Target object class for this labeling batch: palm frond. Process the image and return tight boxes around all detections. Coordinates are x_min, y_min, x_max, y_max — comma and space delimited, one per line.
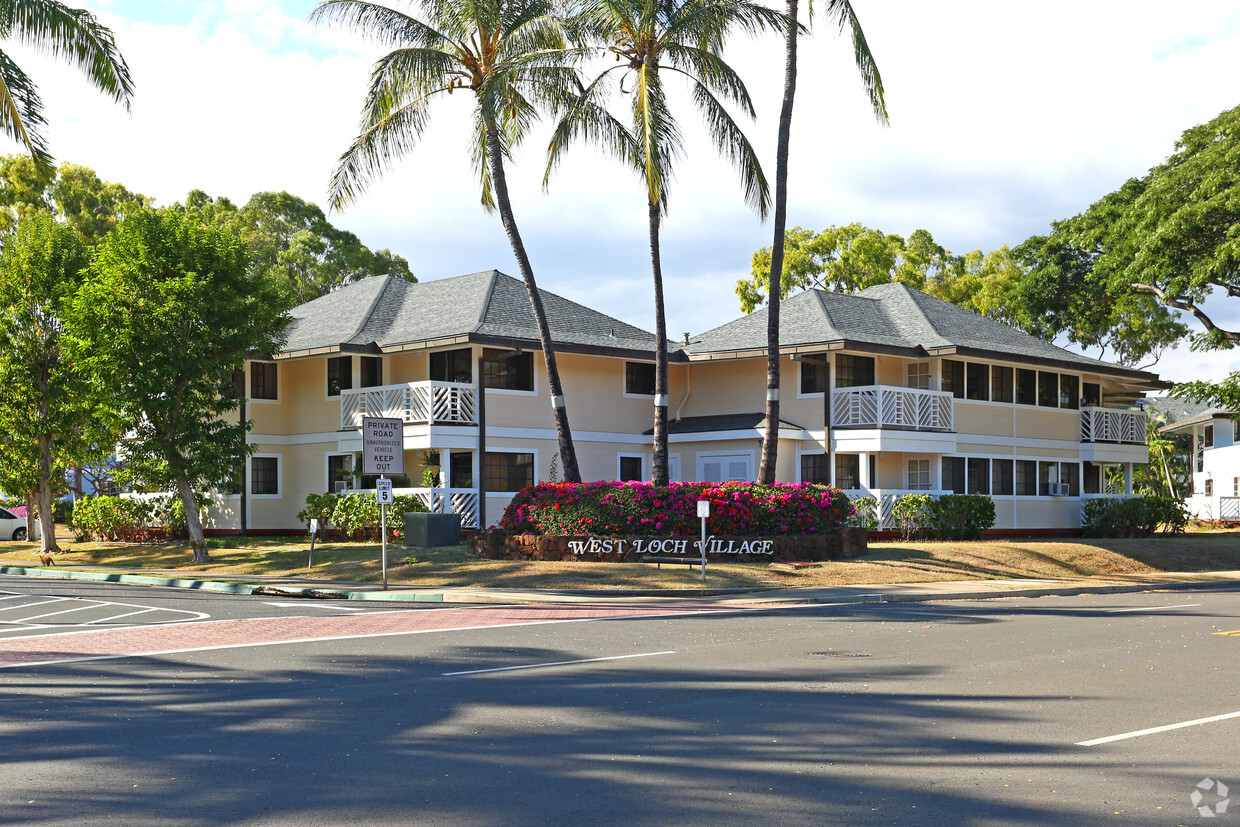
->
309, 0, 448, 49
632, 65, 682, 208
819, 0, 887, 124
690, 78, 769, 217
664, 42, 753, 116
0, 50, 51, 175
544, 70, 642, 188
3, 0, 134, 108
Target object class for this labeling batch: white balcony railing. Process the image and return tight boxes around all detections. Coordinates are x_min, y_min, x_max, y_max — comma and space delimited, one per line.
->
340, 381, 478, 429
1080, 407, 1145, 444
354, 486, 480, 529
845, 488, 949, 530
832, 385, 953, 432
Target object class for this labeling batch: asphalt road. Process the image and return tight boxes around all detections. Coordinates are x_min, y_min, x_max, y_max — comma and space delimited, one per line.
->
1, 577, 1237, 826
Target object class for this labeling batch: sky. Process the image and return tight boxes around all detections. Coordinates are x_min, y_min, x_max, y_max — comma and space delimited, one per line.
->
19, 0, 1240, 385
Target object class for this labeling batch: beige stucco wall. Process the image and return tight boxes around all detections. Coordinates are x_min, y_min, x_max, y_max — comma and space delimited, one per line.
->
1014, 498, 1082, 530
1015, 407, 1080, 442
953, 403, 1015, 438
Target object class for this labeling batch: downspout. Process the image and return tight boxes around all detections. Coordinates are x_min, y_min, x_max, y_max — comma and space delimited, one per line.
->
476, 349, 487, 530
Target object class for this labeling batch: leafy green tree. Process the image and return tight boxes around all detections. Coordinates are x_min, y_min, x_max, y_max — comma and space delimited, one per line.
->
311, 0, 585, 484
757, 0, 885, 484
67, 209, 290, 562
0, 155, 149, 242
179, 189, 414, 306
0, 211, 93, 552
0, 0, 135, 175
547, 0, 786, 485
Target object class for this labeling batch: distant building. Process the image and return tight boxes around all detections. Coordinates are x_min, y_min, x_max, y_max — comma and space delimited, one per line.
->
1160, 402, 1240, 522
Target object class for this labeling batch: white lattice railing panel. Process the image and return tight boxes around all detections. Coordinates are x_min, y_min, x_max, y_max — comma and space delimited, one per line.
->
832, 386, 953, 432
1220, 498, 1240, 521
1080, 408, 1145, 445
341, 381, 478, 428
404, 487, 479, 529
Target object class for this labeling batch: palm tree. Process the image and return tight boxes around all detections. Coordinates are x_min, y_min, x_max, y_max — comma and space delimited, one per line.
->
0, 0, 134, 176
546, 0, 786, 485
757, 0, 885, 484
310, 0, 585, 483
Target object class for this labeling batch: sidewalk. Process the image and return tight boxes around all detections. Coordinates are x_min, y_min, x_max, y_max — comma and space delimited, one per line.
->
2, 561, 1238, 606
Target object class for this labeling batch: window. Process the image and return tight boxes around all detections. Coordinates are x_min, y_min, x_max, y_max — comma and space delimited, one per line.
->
484, 452, 534, 492
1061, 462, 1080, 497
1015, 460, 1037, 496
991, 366, 1014, 403
835, 454, 860, 490
360, 356, 383, 388
1204, 478, 1213, 497
966, 362, 989, 401
328, 454, 353, 494
1084, 463, 1101, 495
430, 348, 473, 383
250, 362, 277, 400
1204, 424, 1214, 448
700, 454, 752, 483
1037, 371, 1058, 407
907, 362, 930, 390
1059, 374, 1080, 410
1083, 382, 1101, 407
327, 356, 352, 396
625, 362, 656, 396
1234, 419, 1239, 443
907, 459, 931, 490
251, 456, 279, 496
942, 360, 965, 399
1038, 461, 1059, 496
482, 348, 534, 392
801, 453, 828, 484
835, 354, 874, 388
1016, 369, 1037, 406
800, 358, 827, 394
967, 457, 990, 495
449, 452, 473, 488
1233, 477, 1239, 497
992, 459, 1014, 495
1196, 431, 1205, 472
618, 455, 644, 482
941, 457, 965, 495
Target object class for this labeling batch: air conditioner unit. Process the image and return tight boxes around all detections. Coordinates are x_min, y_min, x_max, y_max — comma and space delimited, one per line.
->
334, 481, 351, 494
1050, 483, 1070, 497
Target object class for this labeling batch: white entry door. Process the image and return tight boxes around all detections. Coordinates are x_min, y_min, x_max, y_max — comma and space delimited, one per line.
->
698, 453, 752, 482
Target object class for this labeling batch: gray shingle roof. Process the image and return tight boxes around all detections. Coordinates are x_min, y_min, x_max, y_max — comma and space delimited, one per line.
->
642, 413, 804, 435
281, 271, 660, 356
687, 283, 1162, 383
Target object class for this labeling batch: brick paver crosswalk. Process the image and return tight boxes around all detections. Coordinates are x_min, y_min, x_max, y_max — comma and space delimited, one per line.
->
0, 603, 748, 668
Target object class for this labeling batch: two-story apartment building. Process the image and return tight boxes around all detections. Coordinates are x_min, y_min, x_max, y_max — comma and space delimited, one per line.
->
205, 270, 1163, 534
1160, 403, 1240, 522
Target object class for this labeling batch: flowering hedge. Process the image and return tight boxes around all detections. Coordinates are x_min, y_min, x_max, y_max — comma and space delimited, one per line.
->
499, 481, 852, 537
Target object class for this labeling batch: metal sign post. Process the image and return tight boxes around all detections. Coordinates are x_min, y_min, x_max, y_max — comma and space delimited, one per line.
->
307, 518, 319, 572
362, 417, 403, 591
697, 500, 710, 581
376, 477, 393, 590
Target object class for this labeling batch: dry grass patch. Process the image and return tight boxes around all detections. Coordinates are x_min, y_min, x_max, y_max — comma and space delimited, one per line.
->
0, 529, 1237, 590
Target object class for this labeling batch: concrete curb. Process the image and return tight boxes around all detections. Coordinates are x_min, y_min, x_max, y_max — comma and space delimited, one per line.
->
1, 564, 1237, 607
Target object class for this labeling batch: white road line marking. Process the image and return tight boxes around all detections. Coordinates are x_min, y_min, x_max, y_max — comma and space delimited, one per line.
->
443, 650, 677, 676
1077, 710, 1240, 746
0, 598, 69, 612
19, 603, 110, 622
263, 602, 367, 610
1105, 603, 1201, 613
81, 608, 159, 625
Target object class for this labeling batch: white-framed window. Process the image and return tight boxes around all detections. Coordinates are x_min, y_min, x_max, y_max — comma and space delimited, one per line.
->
482, 348, 537, 396
622, 362, 655, 398
1233, 476, 1239, 497
617, 453, 646, 481
907, 362, 930, 390
799, 450, 827, 484
327, 452, 355, 495
798, 357, 827, 397
1204, 478, 1214, 497
668, 454, 681, 482
696, 451, 753, 483
248, 361, 279, 402
249, 453, 282, 499
907, 459, 931, 490
484, 448, 537, 494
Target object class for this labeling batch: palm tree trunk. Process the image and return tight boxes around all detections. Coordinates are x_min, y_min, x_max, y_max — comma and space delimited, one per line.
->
759, 0, 800, 486
649, 198, 670, 487
36, 435, 59, 554
175, 471, 211, 563
482, 122, 582, 484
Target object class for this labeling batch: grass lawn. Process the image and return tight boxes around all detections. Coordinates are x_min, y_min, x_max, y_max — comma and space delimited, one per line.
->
1, 527, 1238, 591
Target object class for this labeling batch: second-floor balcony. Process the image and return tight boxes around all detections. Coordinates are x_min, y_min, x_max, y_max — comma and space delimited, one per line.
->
341, 381, 479, 430
832, 385, 953, 432
1080, 407, 1145, 444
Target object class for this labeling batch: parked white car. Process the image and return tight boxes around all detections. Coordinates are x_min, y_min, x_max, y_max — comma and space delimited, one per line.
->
0, 508, 39, 542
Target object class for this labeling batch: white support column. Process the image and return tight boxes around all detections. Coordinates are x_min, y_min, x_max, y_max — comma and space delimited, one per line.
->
1123, 462, 1134, 496
440, 448, 452, 512
859, 452, 871, 490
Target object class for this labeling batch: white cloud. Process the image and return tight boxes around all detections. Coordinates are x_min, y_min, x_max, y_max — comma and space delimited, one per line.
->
18, 0, 1240, 386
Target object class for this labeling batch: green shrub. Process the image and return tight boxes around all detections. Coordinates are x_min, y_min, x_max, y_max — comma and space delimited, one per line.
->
298, 493, 339, 533
330, 492, 428, 542
890, 493, 933, 540
927, 494, 996, 541
1083, 496, 1187, 537
848, 496, 877, 530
